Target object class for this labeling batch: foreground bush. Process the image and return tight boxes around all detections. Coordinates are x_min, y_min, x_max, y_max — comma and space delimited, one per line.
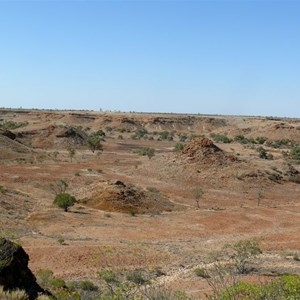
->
215, 275, 300, 300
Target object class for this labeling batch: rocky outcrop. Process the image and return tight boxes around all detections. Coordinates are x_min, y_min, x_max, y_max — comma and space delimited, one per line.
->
0, 238, 45, 299
0, 129, 16, 140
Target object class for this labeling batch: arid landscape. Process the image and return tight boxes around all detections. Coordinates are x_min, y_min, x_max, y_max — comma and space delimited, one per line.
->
1, 109, 300, 299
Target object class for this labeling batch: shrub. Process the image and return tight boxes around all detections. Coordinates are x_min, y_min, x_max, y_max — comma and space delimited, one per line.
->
87, 135, 103, 153
49, 179, 68, 196
179, 133, 188, 142
0, 185, 6, 194
173, 143, 184, 152
224, 239, 262, 274
235, 135, 249, 144
53, 193, 76, 212
290, 145, 300, 160
126, 270, 147, 285
255, 136, 267, 144
50, 278, 65, 289
194, 267, 210, 278
256, 146, 273, 160
78, 280, 98, 291
210, 133, 232, 143
289, 175, 300, 184
67, 146, 76, 162
57, 237, 65, 245
192, 187, 204, 209
217, 274, 300, 300
137, 147, 155, 159
36, 269, 54, 286
0, 286, 28, 300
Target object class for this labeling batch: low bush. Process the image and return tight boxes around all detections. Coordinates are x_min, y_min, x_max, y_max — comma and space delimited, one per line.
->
173, 143, 184, 152
210, 133, 232, 143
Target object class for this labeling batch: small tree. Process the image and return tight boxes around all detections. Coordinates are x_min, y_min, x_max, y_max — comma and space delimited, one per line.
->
53, 193, 76, 212
224, 239, 262, 274
257, 190, 264, 206
67, 146, 76, 162
193, 187, 204, 209
49, 179, 68, 196
87, 135, 103, 153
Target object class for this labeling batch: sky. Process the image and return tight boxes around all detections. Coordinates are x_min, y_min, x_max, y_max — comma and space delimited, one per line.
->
0, 1, 300, 117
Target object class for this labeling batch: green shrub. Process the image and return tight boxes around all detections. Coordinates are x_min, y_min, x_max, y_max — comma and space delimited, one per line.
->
53, 193, 76, 212
290, 146, 300, 160
217, 275, 300, 300
210, 133, 232, 143
179, 133, 188, 142
256, 147, 273, 160
137, 147, 155, 159
224, 239, 262, 274
36, 269, 54, 286
57, 237, 65, 245
235, 135, 249, 144
87, 135, 103, 153
173, 143, 184, 152
194, 267, 210, 278
0, 185, 6, 194
289, 175, 300, 184
126, 270, 147, 285
50, 278, 65, 289
255, 136, 267, 144
78, 280, 99, 291
0, 120, 28, 130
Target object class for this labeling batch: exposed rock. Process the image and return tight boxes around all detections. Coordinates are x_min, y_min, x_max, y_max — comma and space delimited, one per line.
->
0, 238, 45, 299
0, 129, 16, 140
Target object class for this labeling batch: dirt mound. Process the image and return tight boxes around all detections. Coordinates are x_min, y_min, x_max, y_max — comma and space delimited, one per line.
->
180, 138, 237, 166
0, 238, 45, 299
0, 134, 33, 160
80, 181, 175, 214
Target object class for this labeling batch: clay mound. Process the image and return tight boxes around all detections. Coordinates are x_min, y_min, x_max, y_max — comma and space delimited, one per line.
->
80, 181, 175, 214
180, 138, 237, 165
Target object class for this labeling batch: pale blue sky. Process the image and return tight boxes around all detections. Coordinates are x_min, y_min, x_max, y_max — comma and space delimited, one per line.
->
0, 1, 299, 117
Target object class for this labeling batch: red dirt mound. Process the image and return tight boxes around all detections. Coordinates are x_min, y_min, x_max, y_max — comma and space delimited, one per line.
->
80, 181, 176, 214
180, 138, 237, 165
